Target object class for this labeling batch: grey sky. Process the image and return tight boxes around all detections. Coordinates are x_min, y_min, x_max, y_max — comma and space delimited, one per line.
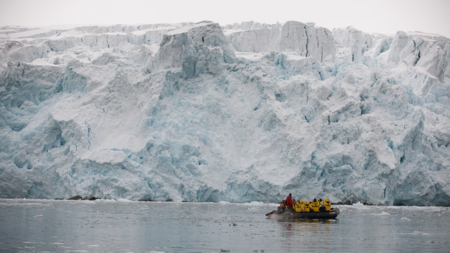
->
0, 0, 449, 38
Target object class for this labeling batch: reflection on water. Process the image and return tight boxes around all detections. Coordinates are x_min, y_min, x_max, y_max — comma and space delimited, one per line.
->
277, 218, 336, 252
0, 199, 449, 252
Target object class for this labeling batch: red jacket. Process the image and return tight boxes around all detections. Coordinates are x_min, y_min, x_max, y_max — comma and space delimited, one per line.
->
285, 195, 293, 208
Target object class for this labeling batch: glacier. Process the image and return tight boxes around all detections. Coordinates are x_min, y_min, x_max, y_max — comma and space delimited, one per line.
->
0, 20, 449, 206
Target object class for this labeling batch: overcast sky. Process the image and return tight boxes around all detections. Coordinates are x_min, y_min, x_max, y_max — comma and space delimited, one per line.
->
0, 0, 449, 37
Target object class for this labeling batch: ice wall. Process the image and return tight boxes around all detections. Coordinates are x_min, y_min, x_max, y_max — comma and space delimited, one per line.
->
226, 21, 335, 64
0, 21, 449, 206
151, 21, 235, 78
333, 26, 373, 63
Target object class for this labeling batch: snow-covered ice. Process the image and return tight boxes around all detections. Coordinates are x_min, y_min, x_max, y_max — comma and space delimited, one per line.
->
0, 21, 449, 205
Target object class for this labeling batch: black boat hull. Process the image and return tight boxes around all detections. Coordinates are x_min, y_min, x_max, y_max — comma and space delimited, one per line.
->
266, 207, 340, 220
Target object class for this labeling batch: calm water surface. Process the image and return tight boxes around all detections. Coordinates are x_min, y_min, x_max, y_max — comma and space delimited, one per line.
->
0, 199, 449, 252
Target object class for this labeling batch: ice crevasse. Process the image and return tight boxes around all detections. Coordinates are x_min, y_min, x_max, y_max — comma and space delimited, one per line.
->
0, 20, 449, 206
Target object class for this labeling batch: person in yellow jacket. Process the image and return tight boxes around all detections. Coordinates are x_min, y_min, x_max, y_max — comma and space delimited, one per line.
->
302, 200, 310, 212
307, 201, 312, 211
310, 199, 320, 212
319, 199, 326, 212
293, 200, 302, 212
298, 200, 303, 211
324, 198, 332, 211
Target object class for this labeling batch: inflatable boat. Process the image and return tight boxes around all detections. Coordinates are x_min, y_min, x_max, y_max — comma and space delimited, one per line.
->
266, 207, 340, 220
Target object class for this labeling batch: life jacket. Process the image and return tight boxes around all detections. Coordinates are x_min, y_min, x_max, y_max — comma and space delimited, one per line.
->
293, 201, 302, 212
299, 200, 306, 212
324, 198, 331, 211
302, 201, 310, 212
310, 201, 320, 212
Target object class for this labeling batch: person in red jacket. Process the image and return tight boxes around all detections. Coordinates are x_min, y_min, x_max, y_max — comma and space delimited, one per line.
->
285, 193, 293, 209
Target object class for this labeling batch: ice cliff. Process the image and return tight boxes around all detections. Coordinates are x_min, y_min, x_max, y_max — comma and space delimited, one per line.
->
225, 21, 335, 64
0, 21, 449, 206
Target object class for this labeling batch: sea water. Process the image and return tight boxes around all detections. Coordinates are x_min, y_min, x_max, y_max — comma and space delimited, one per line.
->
0, 199, 449, 252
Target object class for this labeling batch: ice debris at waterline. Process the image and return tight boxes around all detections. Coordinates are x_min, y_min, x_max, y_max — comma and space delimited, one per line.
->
0, 21, 449, 206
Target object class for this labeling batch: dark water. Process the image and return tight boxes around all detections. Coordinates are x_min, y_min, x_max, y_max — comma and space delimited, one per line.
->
0, 199, 449, 252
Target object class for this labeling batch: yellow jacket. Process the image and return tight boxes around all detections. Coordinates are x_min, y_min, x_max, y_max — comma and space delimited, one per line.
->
293, 201, 302, 212
324, 198, 331, 211
310, 201, 320, 212
300, 200, 309, 212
